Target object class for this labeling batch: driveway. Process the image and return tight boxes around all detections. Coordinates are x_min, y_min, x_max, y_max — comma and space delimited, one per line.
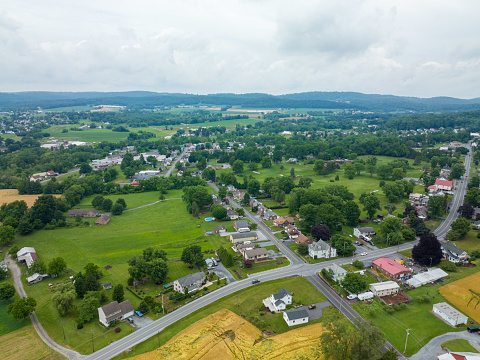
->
298, 300, 331, 321
130, 315, 154, 330
410, 331, 480, 360
209, 263, 236, 284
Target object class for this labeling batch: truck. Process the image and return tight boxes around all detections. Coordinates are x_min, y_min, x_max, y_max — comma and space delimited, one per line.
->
357, 291, 374, 301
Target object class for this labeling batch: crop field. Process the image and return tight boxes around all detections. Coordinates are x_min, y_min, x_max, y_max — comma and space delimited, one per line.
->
0, 189, 61, 207
0, 324, 65, 360
116, 277, 328, 359
172, 117, 262, 129
439, 272, 480, 323
132, 309, 326, 360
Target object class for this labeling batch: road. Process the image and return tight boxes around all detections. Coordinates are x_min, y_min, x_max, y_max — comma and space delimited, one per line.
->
72, 148, 476, 359
164, 148, 187, 177
4, 255, 83, 360
40, 168, 80, 183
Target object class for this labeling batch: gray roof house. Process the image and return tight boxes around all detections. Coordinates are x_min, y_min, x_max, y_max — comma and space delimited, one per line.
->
283, 308, 309, 326
441, 242, 469, 263
173, 272, 206, 293
98, 300, 134, 327
263, 288, 292, 312
234, 220, 250, 232
308, 240, 337, 259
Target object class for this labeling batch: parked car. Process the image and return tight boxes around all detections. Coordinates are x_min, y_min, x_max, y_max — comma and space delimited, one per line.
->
467, 326, 480, 333
252, 279, 260, 284
347, 294, 358, 300
135, 310, 144, 317
308, 304, 316, 310
360, 252, 368, 256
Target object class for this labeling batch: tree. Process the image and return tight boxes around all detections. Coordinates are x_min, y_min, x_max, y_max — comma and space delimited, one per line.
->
48, 257, 67, 277
410, 217, 430, 236
217, 247, 233, 267
341, 272, 368, 294
138, 301, 149, 314
261, 156, 272, 168
313, 160, 324, 174
148, 258, 169, 283
8, 297, 36, 319
311, 224, 331, 241
52, 283, 76, 316
366, 164, 376, 178
343, 200, 360, 226
111, 203, 124, 215
218, 186, 227, 200
0, 265, 8, 280
181, 246, 203, 267
115, 198, 127, 209
290, 167, 295, 178
412, 233, 443, 266
344, 164, 356, 179
0, 283, 15, 301
0, 225, 15, 246
247, 179, 261, 196
352, 260, 364, 270
450, 163, 465, 179
91, 195, 104, 209
391, 168, 405, 181
363, 194, 381, 219
84, 273, 101, 292
248, 162, 258, 171
102, 199, 113, 212
79, 163, 92, 175
242, 192, 251, 206
428, 195, 447, 218
332, 234, 356, 256
354, 162, 365, 175
450, 217, 471, 239
235, 208, 245, 216
458, 204, 474, 218
84, 263, 102, 279
376, 164, 393, 180
464, 187, 480, 207
17, 218, 33, 235
297, 243, 308, 256
378, 217, 403, 245
211, 206, 227, 220
318, 319, 384, 360
112, 284, 124, 303
380, 348, 399, 360
298, 177, 313, 188
78, 291, 100, 324
232, 160, 244, 174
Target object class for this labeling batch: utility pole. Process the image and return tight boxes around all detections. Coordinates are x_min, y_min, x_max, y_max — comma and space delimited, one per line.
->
91, 330, 94, 353
386, 233, 389, 247
404, 328, 411, 354
157, 331, 160, 348
430, 257, 433, 268
162, 293, 164, 315
60, 318, 65, 340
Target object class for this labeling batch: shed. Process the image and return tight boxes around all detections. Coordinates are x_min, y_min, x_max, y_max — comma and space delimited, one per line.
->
432, 302, 468, 327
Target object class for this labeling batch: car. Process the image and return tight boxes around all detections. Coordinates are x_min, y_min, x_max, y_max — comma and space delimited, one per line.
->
252, 279, 260, 284
360, 252, 368, 256
308, 304, 316, 310
467, 326, 480, 333
135, 310, 144, 317
347, 294, 358, 300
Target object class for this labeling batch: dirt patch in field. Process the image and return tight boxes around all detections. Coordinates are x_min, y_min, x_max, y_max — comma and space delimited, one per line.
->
132, 309, 324, 360
440, 271, 480, 323
0, 189, 61, 208
0, 324, 64, 360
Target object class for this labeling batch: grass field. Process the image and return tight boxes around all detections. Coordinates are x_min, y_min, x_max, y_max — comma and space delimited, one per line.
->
441, 339, 479, 353
440, 272, 480, 323
0, 277, 30, 336
115, 277, 328, 359
0, 324, 65, 360
171, 117, 263, 129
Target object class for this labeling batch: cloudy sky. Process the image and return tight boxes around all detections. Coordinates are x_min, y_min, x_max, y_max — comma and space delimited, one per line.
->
1, 0, 480, 98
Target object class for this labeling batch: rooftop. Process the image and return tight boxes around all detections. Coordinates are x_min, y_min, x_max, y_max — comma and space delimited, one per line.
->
433, 302, 467, 319
370, 281, 400, 291
372, 257, 411, 276
284, 308, 309, 321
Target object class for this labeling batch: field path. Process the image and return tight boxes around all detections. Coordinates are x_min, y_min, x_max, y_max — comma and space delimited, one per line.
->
4, 255, 84, 360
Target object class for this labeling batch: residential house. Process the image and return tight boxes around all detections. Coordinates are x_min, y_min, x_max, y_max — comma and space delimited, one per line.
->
263, 210, 278, 221
211, 225, 227, 234
46, 170, 58, 177
416, 205, 428, 219
285, 224, 299, 239
257, 204, 268, 215
243, 248, 269, 261
274, 216, 295, 227
369, 281, 400, 297
226, 209, 239, 220
308, 240, 337, 259
232, 190, 247, 201
26, 273, 49, 285
263, 288, 292, 312
98, 300, 134, 327
173, 272, 206, 293
372, 257, 411, 279
283, 308, 309, 326
438, 353, 480, 360
29, 175, 43, 182
433, 302, 468, 327
68, 208, 99, 218
249, 199, 260, 208
230, 232, 258, 244
17, 247, 38, 269
294, 233, 312, 245
102, 283, 113, 290
473, 207, 480, 220
234, 220, 250, 232
286, 157, 298, 163
409, 193, 423, 202
441, 242, 469, 263
435, 179, 453, 191
323, 264, 347, 281
96, 214, 110, 225
353, 227, 376, 238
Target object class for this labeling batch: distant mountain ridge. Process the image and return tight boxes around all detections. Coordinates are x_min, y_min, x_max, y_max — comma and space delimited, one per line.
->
1, 91, 480, 112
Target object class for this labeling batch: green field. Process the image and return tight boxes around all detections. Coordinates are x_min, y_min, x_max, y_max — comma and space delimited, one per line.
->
441, 339, 479, 353
44, 105, 98, 112
172, 117, 263, 128
115, 277, 328, 359
0, 277, 30, 336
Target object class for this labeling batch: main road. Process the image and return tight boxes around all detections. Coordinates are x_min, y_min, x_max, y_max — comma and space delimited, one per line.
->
83, 149, 472, 360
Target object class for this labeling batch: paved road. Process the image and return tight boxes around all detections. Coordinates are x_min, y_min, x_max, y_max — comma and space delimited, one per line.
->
164, 148, 187, 177
41, 168, 80, 183
4, 255, 83, 360
410, 331, 480, 360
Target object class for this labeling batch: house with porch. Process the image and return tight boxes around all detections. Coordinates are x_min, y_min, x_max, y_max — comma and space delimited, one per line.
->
263, 288, 292, 313
98, 300, 134, 327
308, 240, 336, 259
441, 242, 469, 263
173, 272, 206, 293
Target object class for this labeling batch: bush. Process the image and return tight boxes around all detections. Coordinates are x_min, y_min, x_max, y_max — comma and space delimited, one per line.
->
335, 175, 339, 181
352, 260, 364, 270
127, 278, 134, 286
330, 179, 335, 182
77, 323, 84, 329
440, 261, 457, 272
115, 327, 121, 333
384, 306, 394, 314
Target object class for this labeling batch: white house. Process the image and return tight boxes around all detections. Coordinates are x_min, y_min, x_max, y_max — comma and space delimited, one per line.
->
263, 288, 292, 313
173, 272, 206, 293
369, 281, 400, 297
26, 273, 49, 285
441, 242, 469, 263
234, 220, 250, 233
438, 352, 480, 360
308, 240, 337, 259
98, 300, 134, 327
283, 308, 309, 326
432, 302, 468, 327
324, 264, 347, 281
353, 227, 376, 238
17, 247, 38, 269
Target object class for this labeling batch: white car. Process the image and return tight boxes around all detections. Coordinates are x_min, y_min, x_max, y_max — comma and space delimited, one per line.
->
360, 252, 368, 256
347, 294, 358, 300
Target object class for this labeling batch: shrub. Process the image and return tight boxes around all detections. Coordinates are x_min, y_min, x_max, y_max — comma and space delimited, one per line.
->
127, 278, 134, 286
330, 179, 335, 182
77, 323, 84, 329
352, 260, 364, 270
115, 327, 121, 333
440, 261, 457, 272
384, 306, 394, 314
335, 175, 339, 181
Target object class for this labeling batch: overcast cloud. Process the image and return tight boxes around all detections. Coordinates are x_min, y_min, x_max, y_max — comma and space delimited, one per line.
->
1, 0, 479, 98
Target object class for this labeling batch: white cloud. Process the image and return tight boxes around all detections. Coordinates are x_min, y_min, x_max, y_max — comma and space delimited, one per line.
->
1, 0, 480, 98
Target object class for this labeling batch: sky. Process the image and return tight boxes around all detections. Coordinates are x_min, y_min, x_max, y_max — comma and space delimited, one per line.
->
1, 0, 480, 98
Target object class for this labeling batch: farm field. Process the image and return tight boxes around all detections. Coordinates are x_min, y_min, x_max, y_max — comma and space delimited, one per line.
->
132, 309, 326, 360
0, 324, 65, 360
0, 189, 61, 207
115, 277, 328, 359
172, 117, 262, 129
440, 272, 480, 323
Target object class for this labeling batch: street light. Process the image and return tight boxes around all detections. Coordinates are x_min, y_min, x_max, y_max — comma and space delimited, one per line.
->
404, 328, 411, 354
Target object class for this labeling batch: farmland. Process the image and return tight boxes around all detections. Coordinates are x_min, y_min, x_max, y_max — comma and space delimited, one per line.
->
440, 272, 480, 323
132, 309, 326, 360
0, 189, 61, 208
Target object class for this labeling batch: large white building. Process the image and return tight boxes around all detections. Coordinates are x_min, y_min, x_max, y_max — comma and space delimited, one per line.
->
308, 240, 336, 259
432, 302, 468, 327
369, 281, 400, 297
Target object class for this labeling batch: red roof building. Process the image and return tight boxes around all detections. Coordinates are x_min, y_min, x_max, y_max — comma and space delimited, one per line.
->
372, 257, 411, 279
435, 179, 453, 191
132, 180, 139, 187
